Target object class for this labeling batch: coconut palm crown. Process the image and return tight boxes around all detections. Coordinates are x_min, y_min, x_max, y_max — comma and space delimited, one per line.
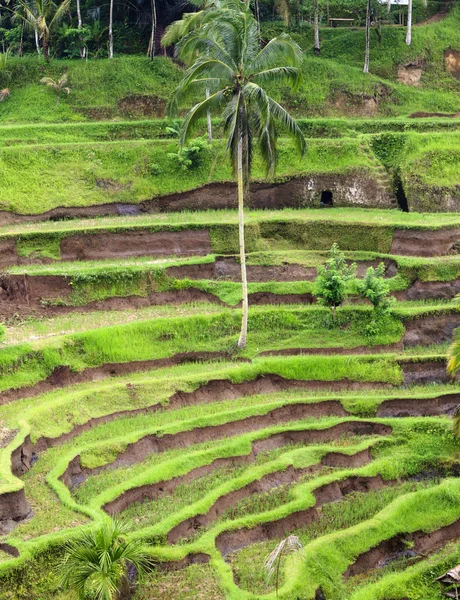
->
59, 519, 150, 600
170, 4, 305, 347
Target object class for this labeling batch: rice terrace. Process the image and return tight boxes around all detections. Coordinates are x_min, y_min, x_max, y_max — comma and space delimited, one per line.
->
0, 0, 460, 598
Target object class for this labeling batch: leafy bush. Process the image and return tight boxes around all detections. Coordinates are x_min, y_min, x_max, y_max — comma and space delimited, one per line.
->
314, 243, 356, 318
168, 137, 211, 171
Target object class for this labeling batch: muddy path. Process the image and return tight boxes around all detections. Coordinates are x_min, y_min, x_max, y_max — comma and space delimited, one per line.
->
215, 474, 391, 555
60, 421, 392, 492
103, 447, 373, 522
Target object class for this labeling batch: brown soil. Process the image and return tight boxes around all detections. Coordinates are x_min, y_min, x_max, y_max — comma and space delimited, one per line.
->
409, 111, 460, 118
0, 542, 19, 557
397, 62, 424, 87
0, 240, 19, 267
395, 280, 460, 301
0, 489, 30, 522
0, 174, 395, 226
445, 49, 460, 80
61, 421, 391, 491
401, 360, 452, 385
259, 343, 404, 357
168, 258, 396, 282
377, 392, 460, 417
345, 517, 460, 578
390, 228, 460, 257
60, 230, 212, 261
118, 95, 166, 118
216, 474, 390, 555
0, 286, 226, 320
402, 313, 460, 347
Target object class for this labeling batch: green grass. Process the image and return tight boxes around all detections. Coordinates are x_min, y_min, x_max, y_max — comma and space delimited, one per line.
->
0, 136, 377, 214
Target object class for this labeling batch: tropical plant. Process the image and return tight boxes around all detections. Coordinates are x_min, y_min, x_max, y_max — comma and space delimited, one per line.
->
170, 2, 305, 348
12, 0, 71, 61
315, 243, 356, 319
59, 519, 150, 600
357, 263, 394, 313
447, 328, 460, 378
40, 73, 70, 103
0, 88, 11, 101
265, 535, 303, 598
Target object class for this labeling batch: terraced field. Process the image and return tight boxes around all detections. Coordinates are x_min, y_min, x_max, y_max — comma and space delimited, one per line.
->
0, 196, 458, 600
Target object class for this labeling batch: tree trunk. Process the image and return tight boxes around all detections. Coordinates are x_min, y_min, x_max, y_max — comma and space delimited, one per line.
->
206, 88, 212, 143
109, 0, 114, 58
76, 0, 86, 58
363, 0, 371, 73
42, 36, 49, 62
406, 0, 412, 45
253, 0, 260, 32
237, 136, 248, 349
147, 0, 157, 59
314, 0, 320, 55
35, 29, 40, 54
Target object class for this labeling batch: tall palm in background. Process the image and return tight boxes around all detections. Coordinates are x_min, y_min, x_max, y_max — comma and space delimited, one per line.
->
59, 520, 150, 600
12, 0, 70, 60
162, 0, 228, 141
170, 3, 305, 348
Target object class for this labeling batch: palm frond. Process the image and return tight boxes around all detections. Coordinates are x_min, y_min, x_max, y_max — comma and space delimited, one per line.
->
179, 88, 231, 145
268, 96, 306, 155
447, 328, 460, 376
251, 66, 301, 90
248, 33, 303, 74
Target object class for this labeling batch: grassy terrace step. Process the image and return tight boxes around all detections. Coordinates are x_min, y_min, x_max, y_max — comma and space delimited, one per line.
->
1, 118, 460, 146
1, 302, 459, 394
2, 251, 460, 314
2, 413, 459, 598
1, 209, 460, 269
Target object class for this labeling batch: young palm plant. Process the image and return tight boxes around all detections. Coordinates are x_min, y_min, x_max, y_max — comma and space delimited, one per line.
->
171, 4, 305, 348
59, 519, 150, 600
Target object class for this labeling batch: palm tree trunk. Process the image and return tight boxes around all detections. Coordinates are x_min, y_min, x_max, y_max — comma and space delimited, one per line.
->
43, 36, 50, 62
237, 137, 248, 349
363, 0, 371, 73
406, 0, 412, 45
314, 0, 320, 55
76, 0, 86, 58
109, 0, 114, 58
147, 0, 157, 59
206, 88, 212, 143
34, 29, 40, 54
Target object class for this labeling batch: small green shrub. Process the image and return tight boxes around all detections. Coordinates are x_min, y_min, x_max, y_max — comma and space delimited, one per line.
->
168, 137, 211, 171
314, 244, 356, 318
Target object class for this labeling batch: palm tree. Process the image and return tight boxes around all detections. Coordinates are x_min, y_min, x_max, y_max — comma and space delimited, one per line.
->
171, 4, 305, 348
162, 0, 233, 142
13, 0, 71, 61
109, 0, 114, 57
363, 0, 371, 73
59, 520, 150, 600
313, 0, 320, 55
406, 0, 427, 46
41, 73, 70, 103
